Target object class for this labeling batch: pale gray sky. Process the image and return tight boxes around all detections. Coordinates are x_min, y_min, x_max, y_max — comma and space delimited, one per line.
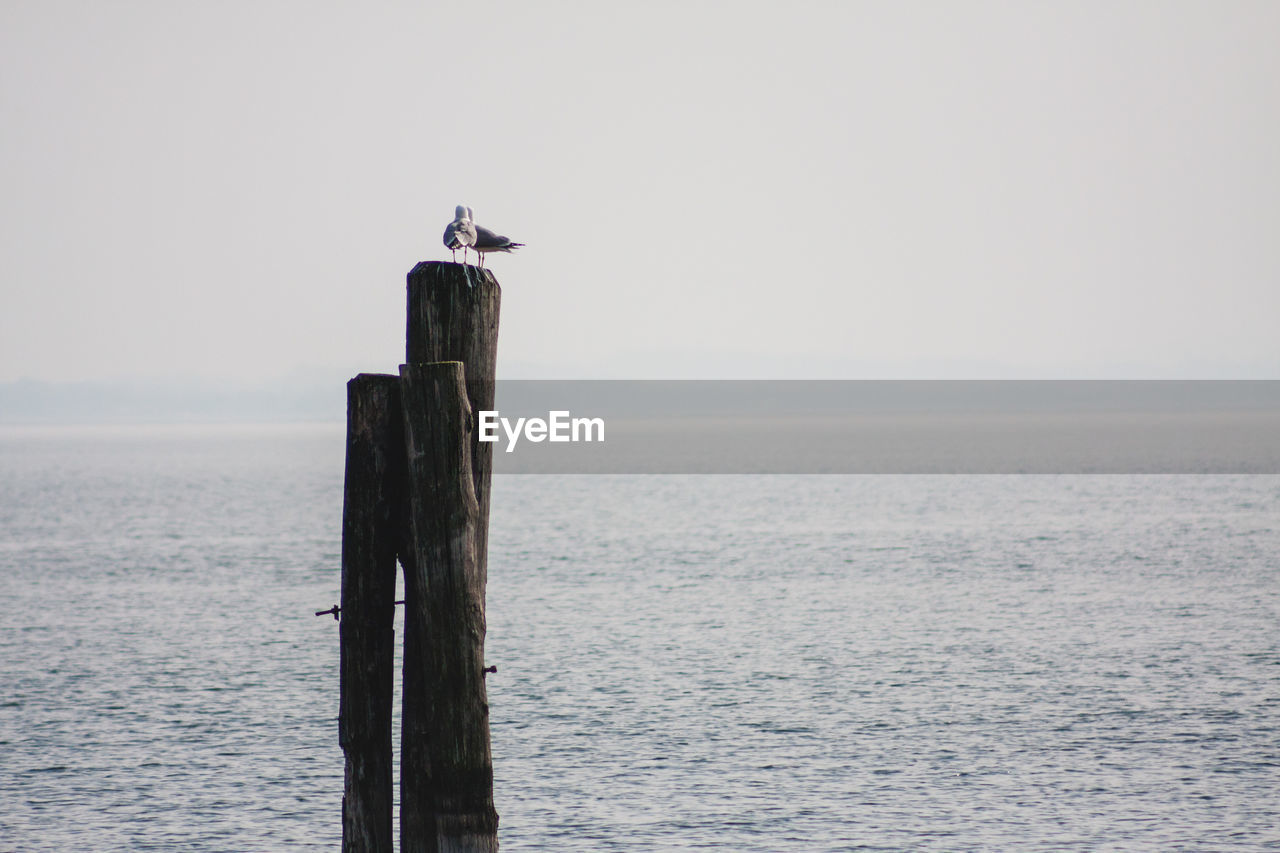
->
2, 1, 1277, 383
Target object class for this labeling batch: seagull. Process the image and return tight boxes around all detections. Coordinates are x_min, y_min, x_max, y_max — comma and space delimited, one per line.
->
466, 207, 524, 268
442, 205, 477, 264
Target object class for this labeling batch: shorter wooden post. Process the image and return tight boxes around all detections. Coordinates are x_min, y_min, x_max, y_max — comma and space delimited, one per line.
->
339, 374, 404, 853
399, 361, 499, 853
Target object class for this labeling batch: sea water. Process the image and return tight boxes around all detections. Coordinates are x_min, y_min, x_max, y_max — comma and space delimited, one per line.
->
1, 425, 1277, 850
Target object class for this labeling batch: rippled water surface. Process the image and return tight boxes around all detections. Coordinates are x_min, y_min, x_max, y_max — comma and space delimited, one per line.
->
2, 425, 1277, 850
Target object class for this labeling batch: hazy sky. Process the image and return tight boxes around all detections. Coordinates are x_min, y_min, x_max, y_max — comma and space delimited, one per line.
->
2, 1, 1277, 383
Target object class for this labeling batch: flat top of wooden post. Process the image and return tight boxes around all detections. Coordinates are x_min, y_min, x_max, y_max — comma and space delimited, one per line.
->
409, 261, 500, 286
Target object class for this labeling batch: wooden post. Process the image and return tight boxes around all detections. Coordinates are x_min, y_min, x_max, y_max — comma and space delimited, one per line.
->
339, 374, 404, 853
399, 361, 499, 853
401, 261, 502, 852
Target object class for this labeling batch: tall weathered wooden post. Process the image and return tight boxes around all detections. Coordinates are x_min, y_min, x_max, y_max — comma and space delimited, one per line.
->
400, 262, 501, 853
336, 261, 501, 853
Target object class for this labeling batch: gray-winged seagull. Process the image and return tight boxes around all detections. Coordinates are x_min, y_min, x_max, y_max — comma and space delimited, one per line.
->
466, 207, 524, 268
443, 205, 478, 264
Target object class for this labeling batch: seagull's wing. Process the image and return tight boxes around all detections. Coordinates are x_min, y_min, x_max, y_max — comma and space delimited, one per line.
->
444, 218, 477, 249
473, 224, 522, 252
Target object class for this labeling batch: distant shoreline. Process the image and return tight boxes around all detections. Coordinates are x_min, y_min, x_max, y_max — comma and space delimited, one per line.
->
0, 378, 345, 425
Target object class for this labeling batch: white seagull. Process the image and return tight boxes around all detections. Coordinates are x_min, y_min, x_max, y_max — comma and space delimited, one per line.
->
466, 207, 524, 268
442, 205, 478, 264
